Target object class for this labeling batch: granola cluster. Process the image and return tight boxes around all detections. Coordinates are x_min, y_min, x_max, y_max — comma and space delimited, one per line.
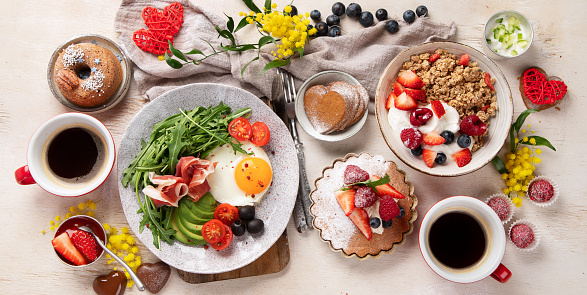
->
401, 49, 497, 151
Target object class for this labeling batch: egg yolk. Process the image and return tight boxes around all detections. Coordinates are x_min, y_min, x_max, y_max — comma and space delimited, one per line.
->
234, 157, 272, 195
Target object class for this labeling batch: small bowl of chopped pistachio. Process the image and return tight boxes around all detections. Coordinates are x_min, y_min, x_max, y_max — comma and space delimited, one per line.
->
483, 10, 533, 60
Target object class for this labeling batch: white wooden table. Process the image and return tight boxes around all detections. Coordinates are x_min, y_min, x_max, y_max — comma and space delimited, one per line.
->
2, 0, 586, 294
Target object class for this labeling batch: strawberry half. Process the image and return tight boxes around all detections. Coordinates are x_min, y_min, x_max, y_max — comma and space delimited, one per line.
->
453, 148, 472, 167
484, 72, 495, 91
397, 70, 424, 89
459, 54, 470, 66
385, 92, 396, 109
431, 100, 445, 118
394, 92, 417, 111
423, 131, 446, 145
392, 82, 405, 96
404, 88, 426, 103
336, 189, 356, 216
70, 229, 99, 262
422, 149, 437, 168
52, 232, 86, 266
371, 176, 406, 199
348, 207, 372, 240
429, 53, 440, 63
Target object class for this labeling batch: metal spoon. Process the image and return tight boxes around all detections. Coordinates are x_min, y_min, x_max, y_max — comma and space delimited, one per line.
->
78, 225, 145, 291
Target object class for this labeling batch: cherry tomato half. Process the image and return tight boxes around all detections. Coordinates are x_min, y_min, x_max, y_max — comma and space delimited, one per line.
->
228, 117, 252, 141
210, 224, 233, 251
202, 219, 225, 244
214, 203, 239, 226
251, 121, 270, 146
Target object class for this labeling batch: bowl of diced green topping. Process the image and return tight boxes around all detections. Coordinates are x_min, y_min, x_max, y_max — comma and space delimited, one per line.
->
483, 10, 533, 59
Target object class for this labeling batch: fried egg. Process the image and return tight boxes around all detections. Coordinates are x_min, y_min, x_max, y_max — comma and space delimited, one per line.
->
204, 141, 272, 206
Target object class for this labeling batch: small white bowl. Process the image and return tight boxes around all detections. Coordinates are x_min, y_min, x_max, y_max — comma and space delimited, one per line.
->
483, 10, 533, 60
295, 71, 368, 142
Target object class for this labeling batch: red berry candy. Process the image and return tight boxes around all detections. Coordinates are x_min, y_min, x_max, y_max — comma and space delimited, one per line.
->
344, 165, 370, 184
410, 108, 433, 126
460, 115, 487, 136
354, 186, 377, 208
510, 224, 534, 248
379, 195, 400, 221
400, 127, 423, 149
528, 180, 554, 202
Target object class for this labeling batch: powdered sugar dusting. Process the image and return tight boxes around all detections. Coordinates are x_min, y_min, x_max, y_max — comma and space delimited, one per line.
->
61, 44, 84, 67
81, 69, 104, 91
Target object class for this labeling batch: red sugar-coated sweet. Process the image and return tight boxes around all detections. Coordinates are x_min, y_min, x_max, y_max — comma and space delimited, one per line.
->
487, 198, 510, 221
528, 180, 554, 202
510, 224, 534, 248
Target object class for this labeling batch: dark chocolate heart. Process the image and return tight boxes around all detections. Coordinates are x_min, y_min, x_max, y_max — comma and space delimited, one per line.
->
136, 261, 171, 294
93, 270, 127, 295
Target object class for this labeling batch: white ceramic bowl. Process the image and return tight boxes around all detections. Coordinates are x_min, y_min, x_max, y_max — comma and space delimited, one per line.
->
375, 42, 513, 177
295, 71, 368, 142
483, 10, 533, 60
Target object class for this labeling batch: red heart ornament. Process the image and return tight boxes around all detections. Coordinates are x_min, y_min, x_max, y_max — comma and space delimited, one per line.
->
520, 67, 568, 110
93, 270, 127, 295
133, 2, 184, 55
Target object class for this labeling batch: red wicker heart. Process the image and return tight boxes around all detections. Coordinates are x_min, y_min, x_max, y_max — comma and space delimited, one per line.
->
522, 68, 567, 105
133, 2, 184, 55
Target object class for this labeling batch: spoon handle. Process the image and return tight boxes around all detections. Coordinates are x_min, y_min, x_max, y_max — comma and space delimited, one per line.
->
95, 237, 145, 291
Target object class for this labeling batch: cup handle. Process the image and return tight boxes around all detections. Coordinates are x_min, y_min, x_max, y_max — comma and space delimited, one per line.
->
490, 263, 512, 283
15, 165, 36, 185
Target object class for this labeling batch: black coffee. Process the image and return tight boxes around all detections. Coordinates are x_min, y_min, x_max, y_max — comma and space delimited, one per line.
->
47, 127, 98, 179
428, 211, 486, 269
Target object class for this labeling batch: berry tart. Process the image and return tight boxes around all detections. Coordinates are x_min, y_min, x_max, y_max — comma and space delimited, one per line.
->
310, 153, 417, 259
508, 219, 540, 251
527, 175, 559, 207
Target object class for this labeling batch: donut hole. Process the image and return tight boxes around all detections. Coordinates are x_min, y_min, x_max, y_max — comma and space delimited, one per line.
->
74, 64, 92, 80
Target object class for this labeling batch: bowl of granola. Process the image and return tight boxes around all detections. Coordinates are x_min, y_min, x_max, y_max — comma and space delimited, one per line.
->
375, 42, 513, 177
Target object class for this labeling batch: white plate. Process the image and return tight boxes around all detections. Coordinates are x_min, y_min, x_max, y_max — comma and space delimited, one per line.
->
117, 83, 299, 273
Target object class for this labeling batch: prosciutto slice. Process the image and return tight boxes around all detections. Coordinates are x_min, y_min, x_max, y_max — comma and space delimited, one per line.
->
175, 156, 216, 202
142, 172, 188, 207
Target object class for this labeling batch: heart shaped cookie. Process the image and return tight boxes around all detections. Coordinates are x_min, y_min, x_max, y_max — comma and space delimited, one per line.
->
133, 2, 184, 55
136, 261, 171, 294
520, 67, 568, 110
93, 270, 127, 295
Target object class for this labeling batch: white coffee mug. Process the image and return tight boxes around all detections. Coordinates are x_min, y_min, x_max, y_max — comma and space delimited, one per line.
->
419, 196, 512, 283
15, 113, 115, 197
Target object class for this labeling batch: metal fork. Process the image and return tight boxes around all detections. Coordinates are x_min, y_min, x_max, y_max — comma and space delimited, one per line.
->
278, 69, 314, 229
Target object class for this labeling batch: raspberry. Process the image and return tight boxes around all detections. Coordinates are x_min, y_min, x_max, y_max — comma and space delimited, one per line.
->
460, 115, 487, 136
343, 165, 369, 184
379, 195, 400, 221
400, 127, 423, 149
354, 186, 377, 208
409, 108, 433, 126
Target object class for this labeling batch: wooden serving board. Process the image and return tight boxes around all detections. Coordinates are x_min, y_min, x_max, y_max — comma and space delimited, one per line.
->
177, 230, 290, 284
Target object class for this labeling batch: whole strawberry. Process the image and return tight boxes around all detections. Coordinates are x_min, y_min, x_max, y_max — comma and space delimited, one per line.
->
354, 186, 377, 208
344, 165, 369, 184
379, 195, 400, 221
70, 229, 98, 262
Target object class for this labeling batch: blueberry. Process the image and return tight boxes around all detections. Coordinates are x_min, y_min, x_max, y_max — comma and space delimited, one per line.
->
411, 145, 423, 156
346, 3, 362, 18
307, 24, 314, 31
435, 152, 447, 164
246, 218, 264, 234
231, 220, 246, 236
359, 11, 374, 27
370, 217, 381, 229
397, 207, 405, 219
285, 5, 298, 17
385, 20, 399, 33
375, 9, 388, 21
238, 206, 255, 221
440, 131, 455, 145
326, 14, 340, 26
382, 219, 393, 228
332, 2, 345, 16
416, 5, 428, 17
315, 22, 328, 36
327, 26, 341, 37
310, 9, 321, 21
457, 134, 472, 148
403, 10, 416, 23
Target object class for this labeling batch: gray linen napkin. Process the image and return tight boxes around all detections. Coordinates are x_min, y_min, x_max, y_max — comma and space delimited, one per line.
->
115, 0, 456, 100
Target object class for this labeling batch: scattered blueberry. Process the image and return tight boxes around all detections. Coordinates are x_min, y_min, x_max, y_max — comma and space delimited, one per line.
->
286, 5, 298, 17
328, 26, 342, 37
403, 10, 416, 23
332, 2, 345, 16
375, 9, 388, 21
397, 207, 405, 219
440, 130, 455, 145
231, 220, 246, 236
416, 5, 428, 17
307, 24, 314, 31
346, 3, 362, 18
385, 20, 399, 33
457, 134, 472, 148
411, 145, 423, 156
326, 14, 340, 26
315, 22, 328, 36
310, 9, 321, 21
382, 219, 393, 228
359, 11, 374, 27
435, 152, 447, 164
370, 217, 381, 229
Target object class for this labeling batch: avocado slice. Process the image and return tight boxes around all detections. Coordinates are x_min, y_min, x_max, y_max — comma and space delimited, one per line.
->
174, 208, 207, 245
188, 201, 215, 219
170, 209, 200, 245
179, 202, 210, 225
177, 210, 204, 235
